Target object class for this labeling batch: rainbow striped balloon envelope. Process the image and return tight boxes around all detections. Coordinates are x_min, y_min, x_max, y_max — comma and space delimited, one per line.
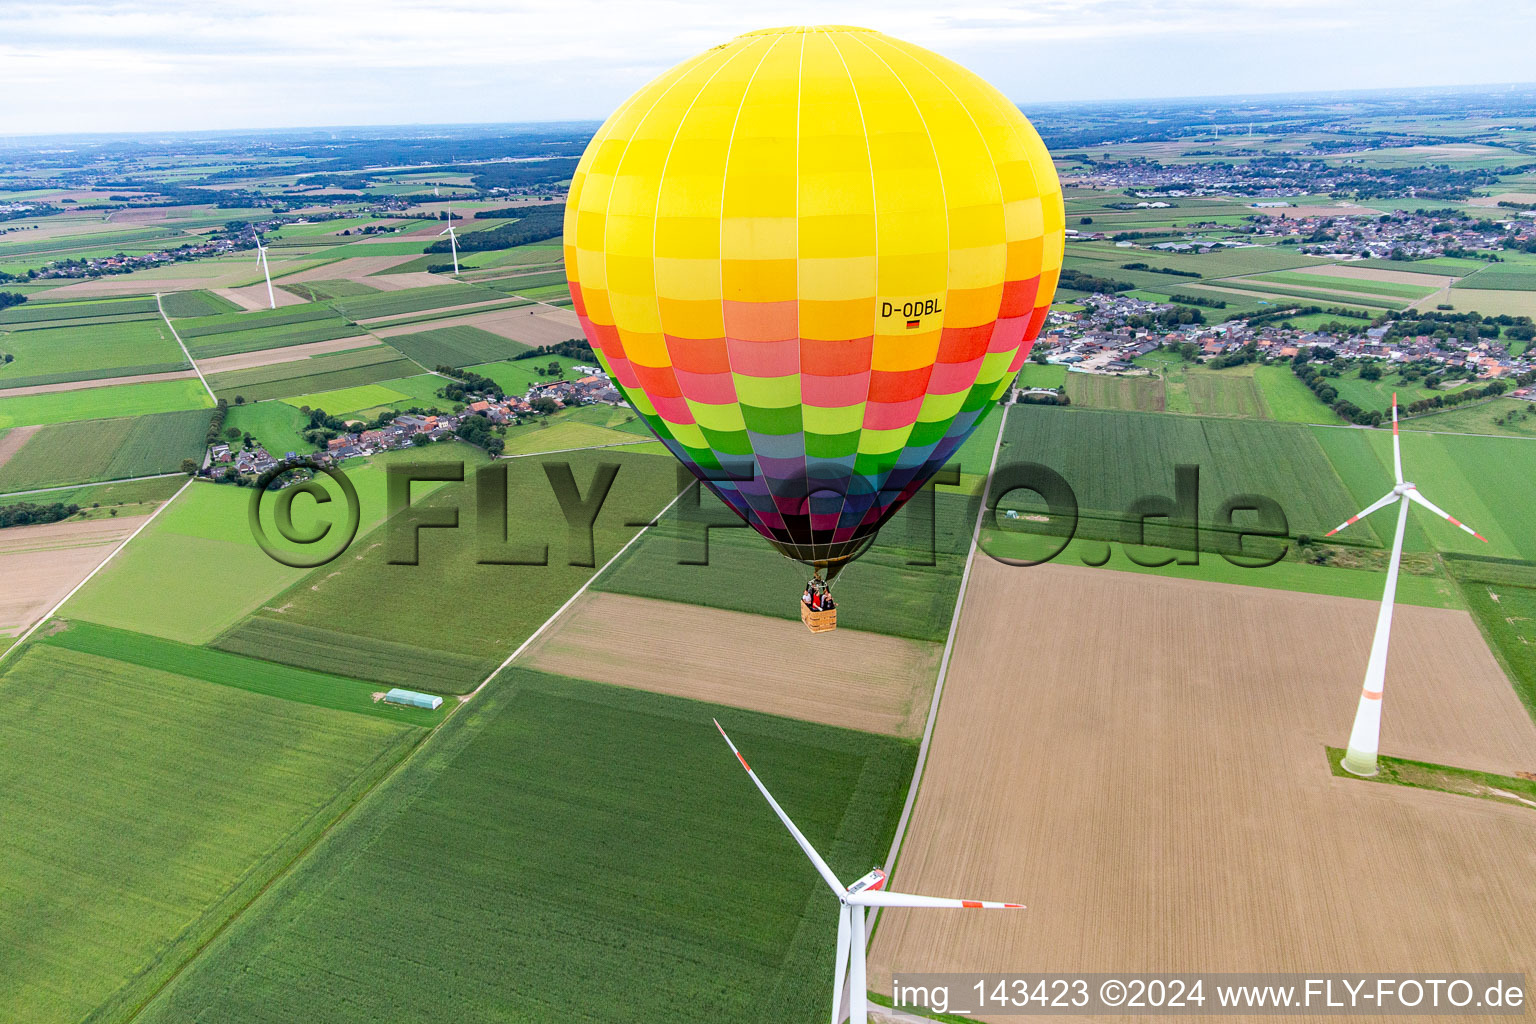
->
565, 25, 1063, 578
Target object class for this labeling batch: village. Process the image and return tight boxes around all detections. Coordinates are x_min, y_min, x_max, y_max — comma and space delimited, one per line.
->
204, 365, 623, 483
1031, 292, 1536, 399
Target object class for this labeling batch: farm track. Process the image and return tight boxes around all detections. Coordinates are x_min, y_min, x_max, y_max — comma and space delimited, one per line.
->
155, 294, 215, 403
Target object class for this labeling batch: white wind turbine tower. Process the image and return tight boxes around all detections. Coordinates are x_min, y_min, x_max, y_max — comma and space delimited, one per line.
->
253, 237, 275, 309
439, 206, 460, 275
1325, 393, 1487, 777
715, 720, 1025, 1024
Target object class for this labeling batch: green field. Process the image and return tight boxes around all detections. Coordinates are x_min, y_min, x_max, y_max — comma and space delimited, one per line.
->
1327, 366, 1471, 414
0, 295, 159, 324
182, 318, 365, 359
461, 355, 587, 396
0, 473, 184, 509
0, 318, 188, 389
1210, 278, 1407, 310
1399, 397, 1536, 438
158, 290, 242, 317
329, 282, 499, 320
1249, 270, 1438, 300
1453, 258, 1536, 292
383, 324, 530, 367
1254, 364, 1342, 423
0, 643, 420, 1024
1000, 404, 1374, 546
42, 620, 439, 724
278, 278, 381, 301
1015, 362, 1068, 389
136, 670, 914, 1024
212, 447, 679, 691
222, 401, 314, 454
0, 408, 211, 491
499, 418, 650, 456
172, 301, 338, 338
1063, 371, 1165, 411
0, 378, 213, 428
57, 452, 458, 644
207, 346, 419, 403
1456, 573, 1536, 719
279, 382, 413, 415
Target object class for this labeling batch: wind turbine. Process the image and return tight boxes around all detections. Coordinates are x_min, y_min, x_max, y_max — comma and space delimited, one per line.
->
253, 238, 275, 309
714, 720, 1024, 1024
1325, 393, 1487, 777
440, 206, 460, 275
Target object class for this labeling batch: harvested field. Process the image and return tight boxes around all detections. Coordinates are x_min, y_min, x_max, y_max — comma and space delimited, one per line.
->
193, 336, 383, 374
418, 304, 583, 346
215, 283, 307, 311
274, 254, 421, 285
0, 517, 141, 636
0, 369, 197, 398
0, 424, 40, 470
522, 592, 941, 737
1299, 264, 1458, 289
868, 559, 1536, 1013
44, 276, 225, 299
361, 271, 453, 292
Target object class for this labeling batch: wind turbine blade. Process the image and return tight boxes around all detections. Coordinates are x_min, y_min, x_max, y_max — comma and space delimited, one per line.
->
439, 227, 451, 236
1392, 392, 1403, 486
713, 719, 845, 896
849, 888, 1025, 910
831, 905, 850, 1024
1407, 489, 1487, 542
1323, 491, 1398, 537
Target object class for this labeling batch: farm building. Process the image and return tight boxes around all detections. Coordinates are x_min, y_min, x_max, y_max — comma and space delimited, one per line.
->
383, 688, 442, 710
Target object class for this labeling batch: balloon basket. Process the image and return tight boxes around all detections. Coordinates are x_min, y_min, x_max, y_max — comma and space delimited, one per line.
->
801, 603, 837, 633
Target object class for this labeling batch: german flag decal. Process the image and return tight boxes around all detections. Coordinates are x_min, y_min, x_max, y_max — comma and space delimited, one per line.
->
906, 319, 921, 329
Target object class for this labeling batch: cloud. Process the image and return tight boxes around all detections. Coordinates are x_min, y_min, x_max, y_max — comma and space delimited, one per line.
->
0, 0, 1531, 134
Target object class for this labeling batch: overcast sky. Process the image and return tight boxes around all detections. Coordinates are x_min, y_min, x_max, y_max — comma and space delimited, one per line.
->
4, 0, 1535, 136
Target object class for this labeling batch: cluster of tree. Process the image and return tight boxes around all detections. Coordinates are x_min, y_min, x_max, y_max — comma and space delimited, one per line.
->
455, 413, 504, 456
1016, 391, 1070, 406
425, 203, 563, 254
1123, 306, 1205, 328
1058, 268, 1133, 293
1381, 309, 1535, 344
1398, 379, 1511, 415
0, 291, 27, 311
513, 338, 595, 363
436, 365, 504, 402
0, 501, 81, 529
204, 399, 229, 447
1208, 342, 1259, 369
1120, 263, 1200, 278
1110, 231, 1182, 242
1497, 200, 1536, 211
1167, 292, 1225, 309
1243, 304, 1365, 330
1292, 360, 1382, 426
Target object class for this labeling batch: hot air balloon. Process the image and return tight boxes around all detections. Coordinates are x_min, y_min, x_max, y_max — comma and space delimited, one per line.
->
564, 25, 1063, 626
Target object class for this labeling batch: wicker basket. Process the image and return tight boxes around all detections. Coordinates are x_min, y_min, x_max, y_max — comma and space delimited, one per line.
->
801, 603, 837, 633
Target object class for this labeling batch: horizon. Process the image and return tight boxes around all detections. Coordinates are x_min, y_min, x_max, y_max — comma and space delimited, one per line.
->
5, 0, 1536, 137
4, 79, 1536, 146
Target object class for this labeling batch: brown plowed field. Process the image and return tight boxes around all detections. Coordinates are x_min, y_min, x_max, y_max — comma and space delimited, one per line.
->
521, 592, 941, 737
869, 559, 1536, 1018
0, 517, 142, 636
194, 336, 381, 374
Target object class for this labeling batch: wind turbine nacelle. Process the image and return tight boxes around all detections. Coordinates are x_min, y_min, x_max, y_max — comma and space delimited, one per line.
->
846, 868, 887, 898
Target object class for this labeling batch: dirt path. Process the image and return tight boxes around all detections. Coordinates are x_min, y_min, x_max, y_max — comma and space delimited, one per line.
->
0, 369, 198, 398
